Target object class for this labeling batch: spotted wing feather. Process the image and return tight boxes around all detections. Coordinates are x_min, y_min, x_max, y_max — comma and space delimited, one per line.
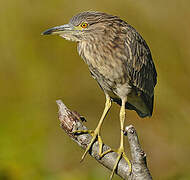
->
124, 25, 157, 116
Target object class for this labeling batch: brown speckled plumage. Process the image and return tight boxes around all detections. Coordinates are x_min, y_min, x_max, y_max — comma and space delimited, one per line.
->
43, 11, 157, 117
74, 12, 157, 117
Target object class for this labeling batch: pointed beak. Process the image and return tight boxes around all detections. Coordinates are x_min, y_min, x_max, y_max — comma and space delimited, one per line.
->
41, 24, 74, 35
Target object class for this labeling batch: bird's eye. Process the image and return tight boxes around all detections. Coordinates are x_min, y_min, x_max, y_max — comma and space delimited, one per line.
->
81, 22, 88, 28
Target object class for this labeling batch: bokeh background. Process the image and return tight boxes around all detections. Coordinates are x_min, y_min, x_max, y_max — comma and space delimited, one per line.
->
1, 0, 190, 179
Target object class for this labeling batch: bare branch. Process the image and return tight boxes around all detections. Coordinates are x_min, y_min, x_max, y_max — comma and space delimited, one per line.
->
125, 126, 152, 180
56, 100, 152, 180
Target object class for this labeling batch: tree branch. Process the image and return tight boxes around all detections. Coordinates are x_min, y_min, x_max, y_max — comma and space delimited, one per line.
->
56, 100, 152, 180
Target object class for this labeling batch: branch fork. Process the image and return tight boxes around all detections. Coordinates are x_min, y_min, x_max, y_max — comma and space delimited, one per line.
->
56, 100, 152, 180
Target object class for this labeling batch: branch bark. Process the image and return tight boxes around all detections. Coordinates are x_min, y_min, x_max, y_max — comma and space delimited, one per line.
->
56, 100, 152, 180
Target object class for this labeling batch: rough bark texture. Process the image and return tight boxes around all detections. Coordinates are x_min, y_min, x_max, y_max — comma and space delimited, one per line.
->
56, 100, 152, 180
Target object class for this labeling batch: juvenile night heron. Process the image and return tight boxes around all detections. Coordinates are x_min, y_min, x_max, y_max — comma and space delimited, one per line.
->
42, 11, 157, 179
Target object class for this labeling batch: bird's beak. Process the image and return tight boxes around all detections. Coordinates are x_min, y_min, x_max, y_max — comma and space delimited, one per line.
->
42, 24, 74, 35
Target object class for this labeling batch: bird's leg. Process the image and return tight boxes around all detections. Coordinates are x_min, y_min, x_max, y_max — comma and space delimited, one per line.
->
74, 94, 112, 161
110, 98, 132, 180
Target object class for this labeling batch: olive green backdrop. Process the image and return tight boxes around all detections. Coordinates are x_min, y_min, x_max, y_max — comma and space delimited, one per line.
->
1, 0, 190, 179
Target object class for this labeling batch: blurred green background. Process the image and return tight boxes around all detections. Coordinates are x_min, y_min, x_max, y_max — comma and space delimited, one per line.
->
1, 0, 190, 179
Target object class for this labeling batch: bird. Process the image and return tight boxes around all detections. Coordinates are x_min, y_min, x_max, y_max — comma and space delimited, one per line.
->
42, 11, 157, 179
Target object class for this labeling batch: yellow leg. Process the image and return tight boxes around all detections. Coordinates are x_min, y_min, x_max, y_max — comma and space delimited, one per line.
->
110, 97, 132, 180
74, 94, 112, 161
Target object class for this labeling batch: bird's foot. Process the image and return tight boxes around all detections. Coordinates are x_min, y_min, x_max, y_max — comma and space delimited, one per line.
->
108, 146, 132, 180
73, 128, 104, 161
74, 130, 131, 179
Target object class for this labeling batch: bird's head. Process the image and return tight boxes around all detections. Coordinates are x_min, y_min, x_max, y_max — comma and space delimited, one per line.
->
42, 11, 120, 42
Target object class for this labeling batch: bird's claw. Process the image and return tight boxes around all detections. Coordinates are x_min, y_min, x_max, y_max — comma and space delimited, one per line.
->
73, 129, 94, 136
109, 147, 132, 180
73, 130, 132, 179
73, 129, 106, 161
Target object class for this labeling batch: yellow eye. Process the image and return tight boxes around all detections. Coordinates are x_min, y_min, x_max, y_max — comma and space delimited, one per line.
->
81, 22, 88, 28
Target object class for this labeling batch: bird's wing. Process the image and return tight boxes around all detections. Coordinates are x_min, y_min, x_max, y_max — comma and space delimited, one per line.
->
123, 26, 157, 97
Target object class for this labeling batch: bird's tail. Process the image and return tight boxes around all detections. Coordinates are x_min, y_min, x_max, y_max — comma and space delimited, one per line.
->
126, 94, 154, 118
112, 93, 154, 118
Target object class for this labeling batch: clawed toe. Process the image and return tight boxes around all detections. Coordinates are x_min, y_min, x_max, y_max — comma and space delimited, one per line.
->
73, 130, 94, 135
73, 130, 132, 180
110, 148, 131, 179
73, 129, 106, 161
